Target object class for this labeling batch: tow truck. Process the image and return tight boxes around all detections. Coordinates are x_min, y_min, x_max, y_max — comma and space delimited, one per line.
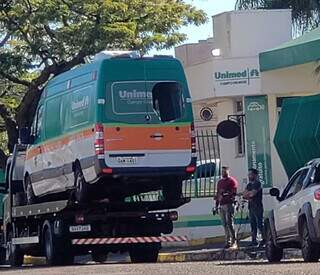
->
0, 144, 189, 266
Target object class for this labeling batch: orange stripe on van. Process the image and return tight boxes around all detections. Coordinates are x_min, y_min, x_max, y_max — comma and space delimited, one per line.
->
26, 128, 94, 160
104, 125, 191, 151
25, 125, 192, 160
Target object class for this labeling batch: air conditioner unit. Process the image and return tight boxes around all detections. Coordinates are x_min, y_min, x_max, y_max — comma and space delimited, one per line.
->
94, 50, 141, 61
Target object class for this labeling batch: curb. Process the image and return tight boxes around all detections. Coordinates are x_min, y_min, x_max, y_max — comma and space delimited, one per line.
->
158, 249, 248, 263
163, 233, 250, 248
158, 247, 302, 263
24, 256, 46, 265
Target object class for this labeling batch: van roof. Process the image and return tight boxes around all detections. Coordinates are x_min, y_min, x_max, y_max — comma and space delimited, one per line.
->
44, 57, 181, 98
48, 56, 178, 85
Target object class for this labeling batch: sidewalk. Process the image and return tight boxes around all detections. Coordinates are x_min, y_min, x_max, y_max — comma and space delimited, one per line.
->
22, 239, 302, 265
158, 245, 301, 263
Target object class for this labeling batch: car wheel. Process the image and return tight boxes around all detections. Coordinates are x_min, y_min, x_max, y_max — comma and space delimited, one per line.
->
265, 223, 283, 263
25, 175, 36, 205
301, 221, 320, 262
74, 166, 88, 203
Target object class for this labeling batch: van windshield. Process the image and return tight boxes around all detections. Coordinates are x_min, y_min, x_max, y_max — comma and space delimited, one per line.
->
109, 81, 185, 123
152, 82, 184, 122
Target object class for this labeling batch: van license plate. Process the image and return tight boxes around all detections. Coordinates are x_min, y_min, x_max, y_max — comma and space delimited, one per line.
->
117, 157, 137, 164
69, 225, 91, 233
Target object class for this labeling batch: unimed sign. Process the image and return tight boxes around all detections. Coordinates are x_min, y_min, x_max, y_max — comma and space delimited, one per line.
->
245, 96, 272, 188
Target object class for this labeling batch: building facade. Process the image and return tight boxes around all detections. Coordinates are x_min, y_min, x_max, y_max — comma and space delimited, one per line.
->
172, 10, 292, 240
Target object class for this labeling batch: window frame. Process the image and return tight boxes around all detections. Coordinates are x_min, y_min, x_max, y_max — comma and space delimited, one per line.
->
280, 168, 309, 201
34, 104, 44, 142
305, 163, 320, 188
151, 81, 185, 123
280, 170, 302, 201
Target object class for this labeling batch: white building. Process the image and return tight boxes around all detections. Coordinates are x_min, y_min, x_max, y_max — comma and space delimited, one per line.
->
172, 10, 292, 241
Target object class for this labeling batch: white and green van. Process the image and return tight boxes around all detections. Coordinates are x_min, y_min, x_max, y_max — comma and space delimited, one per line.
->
23, 54, 196, 203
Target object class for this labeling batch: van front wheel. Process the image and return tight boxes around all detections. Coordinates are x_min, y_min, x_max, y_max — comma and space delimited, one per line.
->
74, 167, 89, 203
25, 175, 36, 205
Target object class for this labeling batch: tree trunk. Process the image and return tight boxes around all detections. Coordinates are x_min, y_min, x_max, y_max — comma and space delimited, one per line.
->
16, 86, 42, 128
0, 104, 18, 169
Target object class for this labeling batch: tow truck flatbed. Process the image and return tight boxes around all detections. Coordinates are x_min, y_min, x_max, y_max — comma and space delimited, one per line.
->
0, 144, 191, 266
11, 198, 190, 218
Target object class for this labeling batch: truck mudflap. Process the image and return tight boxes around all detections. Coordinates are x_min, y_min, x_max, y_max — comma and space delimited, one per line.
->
72, 235, 187, 245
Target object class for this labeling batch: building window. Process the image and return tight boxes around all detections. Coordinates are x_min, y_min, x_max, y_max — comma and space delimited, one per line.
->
235, 99, 245, 157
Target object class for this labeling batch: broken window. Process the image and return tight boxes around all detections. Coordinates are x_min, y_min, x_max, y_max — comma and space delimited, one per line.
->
152, 82, 184, 122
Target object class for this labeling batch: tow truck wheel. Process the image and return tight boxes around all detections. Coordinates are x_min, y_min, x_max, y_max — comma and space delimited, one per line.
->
0, 247, 6, 265
44, 224, 64, 266
301, 221, 320, 262
7, 231, 24, 267
43, 222, 74, 266
91, 251, 108, 263
265, 223, 283, 263
74, 166, 88, 203
25, 175, 36, 205
129, 243, 160, 263
162, 177, 182, 201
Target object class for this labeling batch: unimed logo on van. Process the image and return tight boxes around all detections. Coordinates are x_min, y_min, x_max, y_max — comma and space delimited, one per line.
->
71, 95, 89, 111
112, 82, 154, 115
118, 90, 152, 100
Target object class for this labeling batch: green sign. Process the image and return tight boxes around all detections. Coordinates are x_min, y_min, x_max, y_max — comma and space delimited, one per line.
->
245, 96, 272, 188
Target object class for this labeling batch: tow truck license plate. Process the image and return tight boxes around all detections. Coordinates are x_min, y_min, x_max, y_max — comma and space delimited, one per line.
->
117, 156, 137, 164
69, 225, 91, 233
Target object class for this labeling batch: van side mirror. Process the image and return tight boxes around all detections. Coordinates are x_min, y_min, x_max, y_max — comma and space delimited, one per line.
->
270, 188, 280, 200
19, 127, 33, 144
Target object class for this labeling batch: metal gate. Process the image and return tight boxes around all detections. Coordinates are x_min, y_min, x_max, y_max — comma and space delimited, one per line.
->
183, 128, 221, 198
127, 128, 221, 202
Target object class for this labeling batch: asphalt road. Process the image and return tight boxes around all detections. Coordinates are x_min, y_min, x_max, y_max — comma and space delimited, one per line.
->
0, 260, 319, 275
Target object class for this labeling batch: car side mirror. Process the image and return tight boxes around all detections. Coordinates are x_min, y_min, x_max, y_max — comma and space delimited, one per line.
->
270, 188, 280, 200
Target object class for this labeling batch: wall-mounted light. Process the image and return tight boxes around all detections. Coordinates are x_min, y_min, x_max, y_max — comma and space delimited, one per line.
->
211, 48, 221, 57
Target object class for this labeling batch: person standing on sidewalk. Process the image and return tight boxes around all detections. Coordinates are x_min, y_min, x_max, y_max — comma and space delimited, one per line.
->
214, 166, 238, 249
243, 168, 265, 247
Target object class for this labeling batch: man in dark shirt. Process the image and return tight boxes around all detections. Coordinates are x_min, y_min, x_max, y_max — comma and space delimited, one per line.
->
243, 168, 264, 246
214, 166, 238, 249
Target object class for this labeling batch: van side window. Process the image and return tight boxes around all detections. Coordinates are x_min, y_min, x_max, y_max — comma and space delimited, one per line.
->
45, 96, 62, 139
152, 82, 184, 122
70, 86, 91, 127
35, 105, 44, 141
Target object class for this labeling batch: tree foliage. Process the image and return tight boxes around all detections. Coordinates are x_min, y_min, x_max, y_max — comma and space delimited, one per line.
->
236, 0, 320, 33
0, 0, 206, 168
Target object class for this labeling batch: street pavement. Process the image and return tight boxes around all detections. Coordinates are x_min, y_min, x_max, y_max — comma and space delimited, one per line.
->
0, 259, 319, 275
